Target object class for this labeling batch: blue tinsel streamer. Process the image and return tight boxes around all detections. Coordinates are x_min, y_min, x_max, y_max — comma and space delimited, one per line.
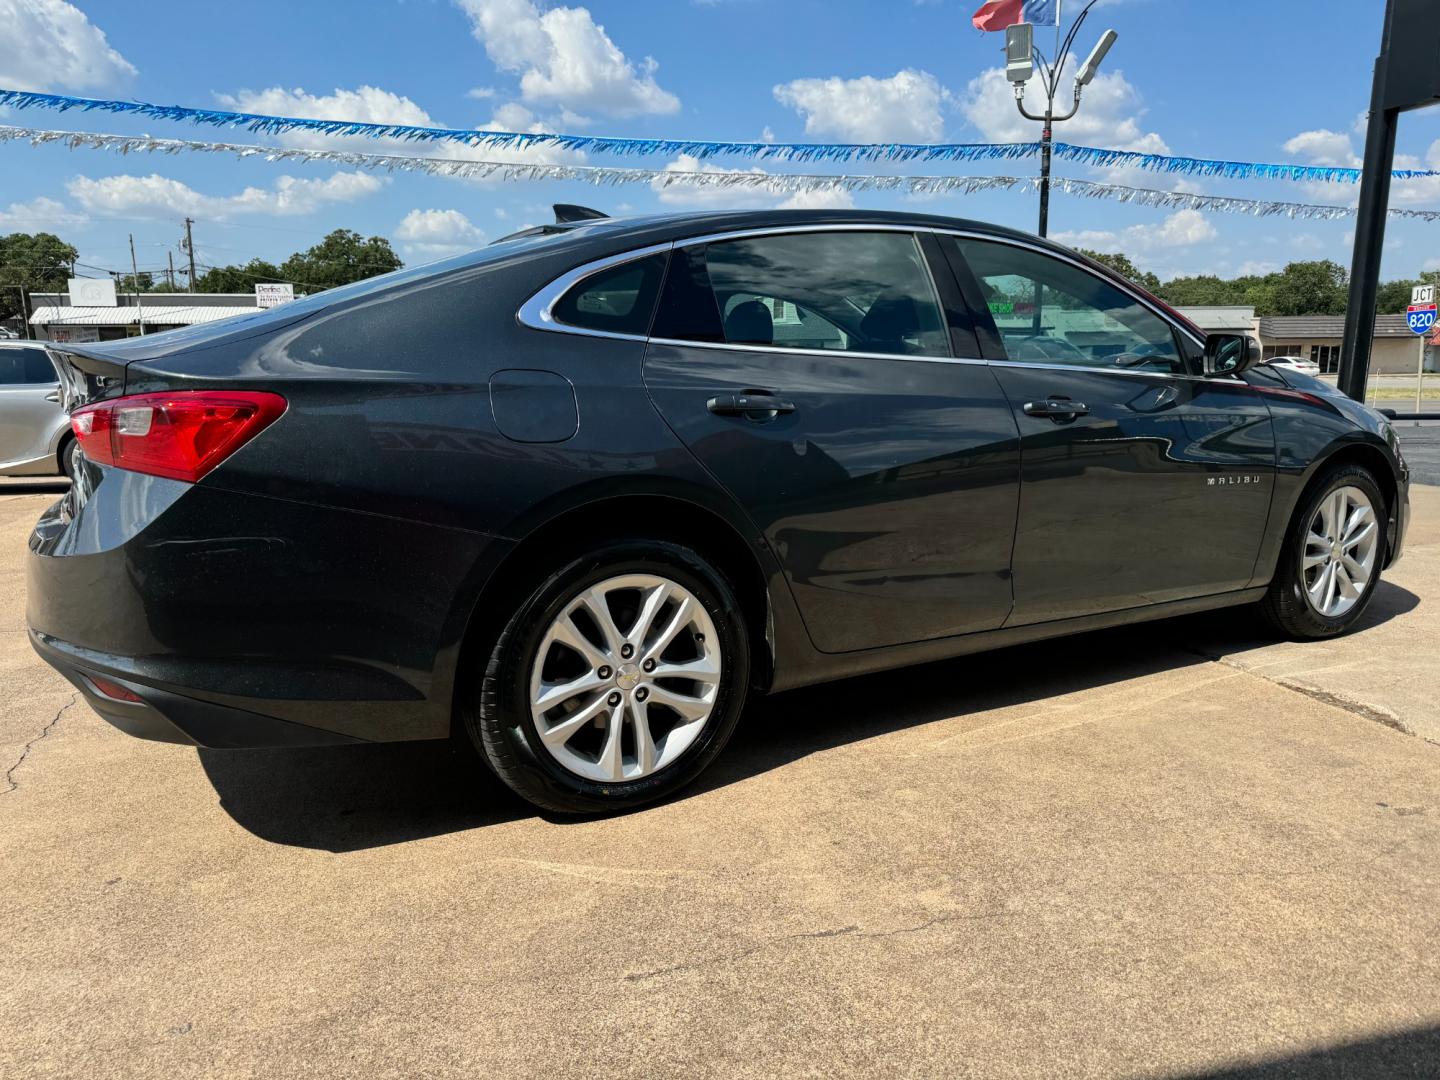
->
1, 87, 1434, 183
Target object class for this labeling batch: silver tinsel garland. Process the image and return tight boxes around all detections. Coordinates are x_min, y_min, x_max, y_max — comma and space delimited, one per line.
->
2, 124, 1436, 222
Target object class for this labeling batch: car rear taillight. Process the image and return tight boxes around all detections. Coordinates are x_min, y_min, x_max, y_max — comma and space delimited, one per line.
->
71, 390, 286, 483
87, 676, 145, 703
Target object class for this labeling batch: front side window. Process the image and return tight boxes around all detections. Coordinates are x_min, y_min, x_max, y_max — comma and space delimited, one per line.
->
551, 252, 667, 337
956, 238, 1186, 374
657, 231, 949, 358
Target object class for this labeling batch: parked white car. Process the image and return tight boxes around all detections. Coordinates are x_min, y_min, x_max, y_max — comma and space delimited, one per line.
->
1263, 355, 1322, 375
0, 342, 74, 477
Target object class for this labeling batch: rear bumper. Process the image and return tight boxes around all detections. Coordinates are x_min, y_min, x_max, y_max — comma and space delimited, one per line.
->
26, 463, 506, 747
32, 630, 366, 748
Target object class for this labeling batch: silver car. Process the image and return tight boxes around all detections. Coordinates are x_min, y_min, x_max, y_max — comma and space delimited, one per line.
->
0, 342, 74, 478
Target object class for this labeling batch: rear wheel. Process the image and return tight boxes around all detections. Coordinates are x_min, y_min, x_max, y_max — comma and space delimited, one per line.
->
461, 539, 750, 815
59, 437, 77, 479
1260, 464, 1387, 639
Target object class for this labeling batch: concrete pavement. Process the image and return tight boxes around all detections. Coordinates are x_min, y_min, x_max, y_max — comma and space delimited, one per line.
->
2, 479, 1439, 1079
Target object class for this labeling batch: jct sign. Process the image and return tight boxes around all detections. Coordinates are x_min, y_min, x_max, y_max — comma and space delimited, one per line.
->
1408, 284, 1437, 335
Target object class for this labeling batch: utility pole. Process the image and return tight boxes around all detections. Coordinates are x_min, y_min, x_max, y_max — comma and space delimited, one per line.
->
167, 250, 176, 291
182, 217, 197, 292
1006, 1, 1117, 237
129, 233, 146, 336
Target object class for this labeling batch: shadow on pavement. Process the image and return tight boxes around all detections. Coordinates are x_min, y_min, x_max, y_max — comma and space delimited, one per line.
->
0, 479, 69, 496
197, 739, 528, 852
199, 583, 1419, 851
1163, 1023, 1440, 1079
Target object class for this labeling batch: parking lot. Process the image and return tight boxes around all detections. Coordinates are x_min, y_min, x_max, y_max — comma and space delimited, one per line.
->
2, 475, 1439, 1079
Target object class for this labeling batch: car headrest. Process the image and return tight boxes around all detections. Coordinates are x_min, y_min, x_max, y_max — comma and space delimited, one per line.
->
724, 300, 773, 345
860, 290, 922, 342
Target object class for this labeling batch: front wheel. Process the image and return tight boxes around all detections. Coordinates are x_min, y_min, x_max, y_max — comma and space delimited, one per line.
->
1260, 464, 1388, 639
461, 540, 751, 815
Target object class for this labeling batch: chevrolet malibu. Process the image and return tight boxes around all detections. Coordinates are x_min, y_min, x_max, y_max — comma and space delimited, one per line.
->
27, 209, 1410, 814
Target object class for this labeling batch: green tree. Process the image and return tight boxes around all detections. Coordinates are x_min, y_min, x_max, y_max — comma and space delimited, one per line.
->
278, 229, 402, 291
1078, 250, 1161, 293
1376, 278, 1416, 315
116, 271, 158, 293
1154, 274, 1244, 307
194, 259, 284, 293
0, 231, 78, 325
1250, 260, 1348, 317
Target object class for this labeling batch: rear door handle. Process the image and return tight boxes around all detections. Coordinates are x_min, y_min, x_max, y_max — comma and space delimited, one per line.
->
1023, 398, 1089, 419
707, 392, 796, 418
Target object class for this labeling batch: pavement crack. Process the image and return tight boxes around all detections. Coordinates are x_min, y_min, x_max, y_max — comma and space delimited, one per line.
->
1, 692, 77, 796
1179, 645, 1415, 737
624, 912, 1008, 982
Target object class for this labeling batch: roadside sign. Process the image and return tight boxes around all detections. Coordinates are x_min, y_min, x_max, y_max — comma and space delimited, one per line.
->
1412, 283, 1435, 306
255, 283, 294, 309
1407, 303, 1437, 335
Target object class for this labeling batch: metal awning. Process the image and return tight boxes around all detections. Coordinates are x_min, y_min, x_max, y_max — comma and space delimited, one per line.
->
30, 305, 258, 326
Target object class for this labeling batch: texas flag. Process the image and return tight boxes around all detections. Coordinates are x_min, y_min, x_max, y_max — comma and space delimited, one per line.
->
972, 0, 1060, 31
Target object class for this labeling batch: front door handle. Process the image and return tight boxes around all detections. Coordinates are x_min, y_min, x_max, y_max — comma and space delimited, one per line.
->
1023, 398, 1089, 419
707, 392, 796, 418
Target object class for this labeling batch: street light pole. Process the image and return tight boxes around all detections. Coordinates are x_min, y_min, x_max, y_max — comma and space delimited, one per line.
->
1007, 1, 1116, 237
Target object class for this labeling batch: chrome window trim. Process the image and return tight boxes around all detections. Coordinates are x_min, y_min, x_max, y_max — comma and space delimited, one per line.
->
514, 221, 1243, 383
516, 240, 673, 342
647, 336, 988, 366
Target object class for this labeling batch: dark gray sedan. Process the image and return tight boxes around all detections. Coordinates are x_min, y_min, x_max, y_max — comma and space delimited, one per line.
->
26, 208, 1411, 815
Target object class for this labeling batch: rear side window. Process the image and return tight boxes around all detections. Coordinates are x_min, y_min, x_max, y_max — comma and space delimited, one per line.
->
655, 231, 949, 358
551, 252, 666, 336
0, 348, 57, 385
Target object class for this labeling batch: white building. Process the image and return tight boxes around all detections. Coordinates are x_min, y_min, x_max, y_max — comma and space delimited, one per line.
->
26, 278, 293, 344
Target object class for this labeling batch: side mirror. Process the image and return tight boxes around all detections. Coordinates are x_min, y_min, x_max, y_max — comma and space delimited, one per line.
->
1203, 333, 1261, 377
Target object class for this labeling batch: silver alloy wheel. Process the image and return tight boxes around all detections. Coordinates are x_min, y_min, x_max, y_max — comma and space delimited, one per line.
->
528, 573, 721, 783
1303, 485, 1379, 618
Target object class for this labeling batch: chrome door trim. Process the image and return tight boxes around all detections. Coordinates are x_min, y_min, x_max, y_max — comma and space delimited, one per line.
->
516, 241, 673, 341
647, 336, 988, 366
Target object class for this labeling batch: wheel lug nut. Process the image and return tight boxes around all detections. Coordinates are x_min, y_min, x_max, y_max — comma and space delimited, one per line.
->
598, 665, 612, 679
635, 687, 648, 702
620, 643, 634, 659
642, 659, 655, 672
607, 691, 622, 706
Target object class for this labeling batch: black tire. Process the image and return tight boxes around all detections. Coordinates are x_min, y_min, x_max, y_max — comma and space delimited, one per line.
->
59, 437, 77, 480
1259, 463, 1388, 639
460, 539, 751, 815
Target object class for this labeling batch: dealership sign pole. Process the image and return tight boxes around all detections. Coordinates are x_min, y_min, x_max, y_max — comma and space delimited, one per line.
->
1339, 0, 1440, 403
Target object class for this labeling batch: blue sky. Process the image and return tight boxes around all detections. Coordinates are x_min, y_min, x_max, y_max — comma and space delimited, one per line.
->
2, 0, 1438, 290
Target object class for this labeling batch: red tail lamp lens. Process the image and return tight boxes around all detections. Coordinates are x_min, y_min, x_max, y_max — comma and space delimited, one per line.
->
87, 676, 144, 703
71, 391, 286, 483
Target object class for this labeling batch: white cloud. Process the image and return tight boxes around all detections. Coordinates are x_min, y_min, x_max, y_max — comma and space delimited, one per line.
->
216, 84, 583, 172
1051, 209, 1216, 253
773, 70, 946, 143
1237, 260, 1279, 276
1283, 127, 1440, 206
778, 187, 856, 210
0, 195, 87, 229
455, 0, 679, 117
394, 208, 485, 259
961, 63, 1167, 154
0, 0, 135, 91
1282, 129, 1358, 169
217, 85, 437, 151
67, 171, 384, 221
